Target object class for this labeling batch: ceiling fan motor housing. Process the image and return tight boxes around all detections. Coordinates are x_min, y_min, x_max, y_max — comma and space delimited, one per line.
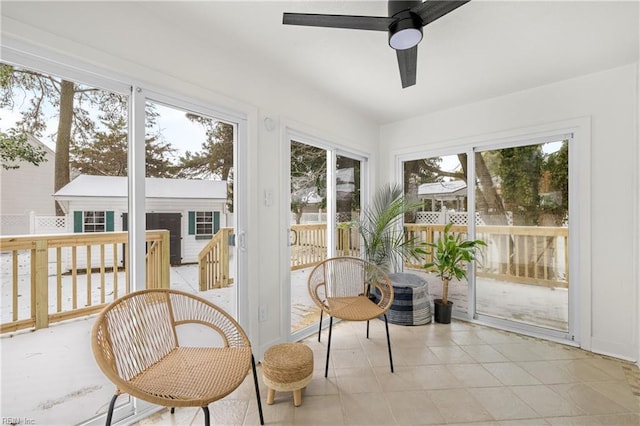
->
388, 12, 423, 50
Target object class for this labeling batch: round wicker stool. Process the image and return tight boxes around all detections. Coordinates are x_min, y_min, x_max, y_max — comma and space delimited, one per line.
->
262, 343, 313, 407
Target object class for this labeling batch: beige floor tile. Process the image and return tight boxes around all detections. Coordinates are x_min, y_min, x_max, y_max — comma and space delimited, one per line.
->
384, 390, 446, 425
460, 344, 511, 363
135, 407, 198, 426
517, 360, 577, 384
429, 345, 476, 364
291, 394, 344, 425
304, 375, 340, 396
582, 357, 629, 380
468, 387, 538, 420
329, 348, 370, 369
560, 359, 621, 382
427, 388, 493, 423
446, 364, 503, 387
509, 385, 585, 417
398, 345, 443, 366
475, 328, 527, 344
481, 362, 542, 386
498, 420, 549, 426
492, 342, 550, 362
208, 399, 250, 425
341, 392, 396, 425
414, 364, 464, 390
548, 383, 629, 415
584, 380, 640, 412
334, 366, 383, 394
449, 330, 490, 345
373, 365, 424, 392
593, 413, 640, 425
544, 415, 603, 425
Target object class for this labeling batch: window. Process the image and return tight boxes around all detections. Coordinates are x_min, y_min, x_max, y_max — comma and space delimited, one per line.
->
84, 211, 106, 232
73, 210, 114, 232
188, 210, 220, 238
196, 211, 213, 235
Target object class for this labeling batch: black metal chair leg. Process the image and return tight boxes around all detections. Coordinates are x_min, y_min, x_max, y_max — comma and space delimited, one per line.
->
202, 406, 210, 426
384, 314, 394, 373
251, 354, 265, 425
170, 408, 175, 414
366, 320, 370, 339
318, 309, 323, 342
324, 316, 333, 378
105, 394, 118, 426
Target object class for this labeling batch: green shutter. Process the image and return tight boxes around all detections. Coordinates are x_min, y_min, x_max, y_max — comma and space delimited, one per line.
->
74, 211, 83, 233
106, 211, 114, 232
214, 211, 220, 234
188, 211, 195, 235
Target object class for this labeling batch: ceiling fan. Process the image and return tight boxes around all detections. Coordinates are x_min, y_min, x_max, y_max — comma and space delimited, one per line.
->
283, 0, 470, 88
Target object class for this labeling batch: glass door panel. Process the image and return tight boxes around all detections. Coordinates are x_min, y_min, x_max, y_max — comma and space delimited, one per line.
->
403, 154, 469, 314
145, 100, 237, 318
290, 139, 328, 334
0, 62, 133, 424
474, 140, 569, 332
335, 154, 361, 257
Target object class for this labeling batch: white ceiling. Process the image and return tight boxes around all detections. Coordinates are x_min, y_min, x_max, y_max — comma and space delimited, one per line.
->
3, 1, 639, 124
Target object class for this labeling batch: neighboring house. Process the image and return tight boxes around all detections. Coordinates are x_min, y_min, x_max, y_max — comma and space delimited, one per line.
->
418, 180, 467, 211
0, 135, 56, 234
54, 174, 228, 265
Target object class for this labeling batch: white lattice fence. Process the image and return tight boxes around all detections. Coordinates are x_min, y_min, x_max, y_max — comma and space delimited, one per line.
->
34, 215, 68, 234
415, 211, 444, 224
415, 211, 513, 226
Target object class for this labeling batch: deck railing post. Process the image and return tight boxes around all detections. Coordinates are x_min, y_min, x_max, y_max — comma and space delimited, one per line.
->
34, 239, 49, 329
160, 230, 170, 289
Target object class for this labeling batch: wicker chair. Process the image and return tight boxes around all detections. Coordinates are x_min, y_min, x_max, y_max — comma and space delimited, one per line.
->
307, 256, 394, 377
91, 289, 264, 426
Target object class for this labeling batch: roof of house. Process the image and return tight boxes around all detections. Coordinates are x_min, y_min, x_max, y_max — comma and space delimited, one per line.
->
54, 175, 227, 200
418, 180, 467, 200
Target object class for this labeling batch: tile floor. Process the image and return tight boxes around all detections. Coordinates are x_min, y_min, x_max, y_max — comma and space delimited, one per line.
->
136, 320, 640, 426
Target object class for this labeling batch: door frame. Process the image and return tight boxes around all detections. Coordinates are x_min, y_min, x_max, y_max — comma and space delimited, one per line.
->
394, 119, 590, 347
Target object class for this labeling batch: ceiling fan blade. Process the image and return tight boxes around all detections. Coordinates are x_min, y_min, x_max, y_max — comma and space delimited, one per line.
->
396, 46, 418, 88
412, 0, 470, 26
283, 13, 393, 31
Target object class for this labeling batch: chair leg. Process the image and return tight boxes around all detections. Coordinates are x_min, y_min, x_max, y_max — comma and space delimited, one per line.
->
384, 314, 394, 373
170, 408, 175, 414
251, 354, 265, 425
325, 316, 333, 378
105, 394, 118, 426
318, 309, 323, 342
202, 406, 210, 426
366, 319, 370, 339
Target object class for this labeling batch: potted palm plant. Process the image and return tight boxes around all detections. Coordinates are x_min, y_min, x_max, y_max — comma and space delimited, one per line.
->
355, 183, 421, 272
417, 222, 486, 323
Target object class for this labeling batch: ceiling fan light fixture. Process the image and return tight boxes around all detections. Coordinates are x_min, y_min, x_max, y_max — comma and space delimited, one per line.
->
388, 14, 423, 50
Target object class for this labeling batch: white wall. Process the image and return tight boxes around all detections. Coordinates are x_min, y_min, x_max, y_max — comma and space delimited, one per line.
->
1, 5, 380, 355
0, 138, 56, 216
380, 64, 639, 362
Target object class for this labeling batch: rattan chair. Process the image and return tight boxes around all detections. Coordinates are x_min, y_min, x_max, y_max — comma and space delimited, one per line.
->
307, 256, 394, 377
91, 289, 264, 426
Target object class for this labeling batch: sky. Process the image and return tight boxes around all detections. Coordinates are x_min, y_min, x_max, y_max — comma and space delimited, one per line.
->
0, 95, 209, 160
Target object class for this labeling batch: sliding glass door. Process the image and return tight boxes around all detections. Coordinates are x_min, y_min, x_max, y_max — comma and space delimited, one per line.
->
402, 133, 573, 341
287, 132, 367, 340
474, 138, 570, 334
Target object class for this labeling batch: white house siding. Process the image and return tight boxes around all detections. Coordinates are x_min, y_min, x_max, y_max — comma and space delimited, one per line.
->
146, 198, 228, 264
60, 197, 227, 269
0, 136, 56, 221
